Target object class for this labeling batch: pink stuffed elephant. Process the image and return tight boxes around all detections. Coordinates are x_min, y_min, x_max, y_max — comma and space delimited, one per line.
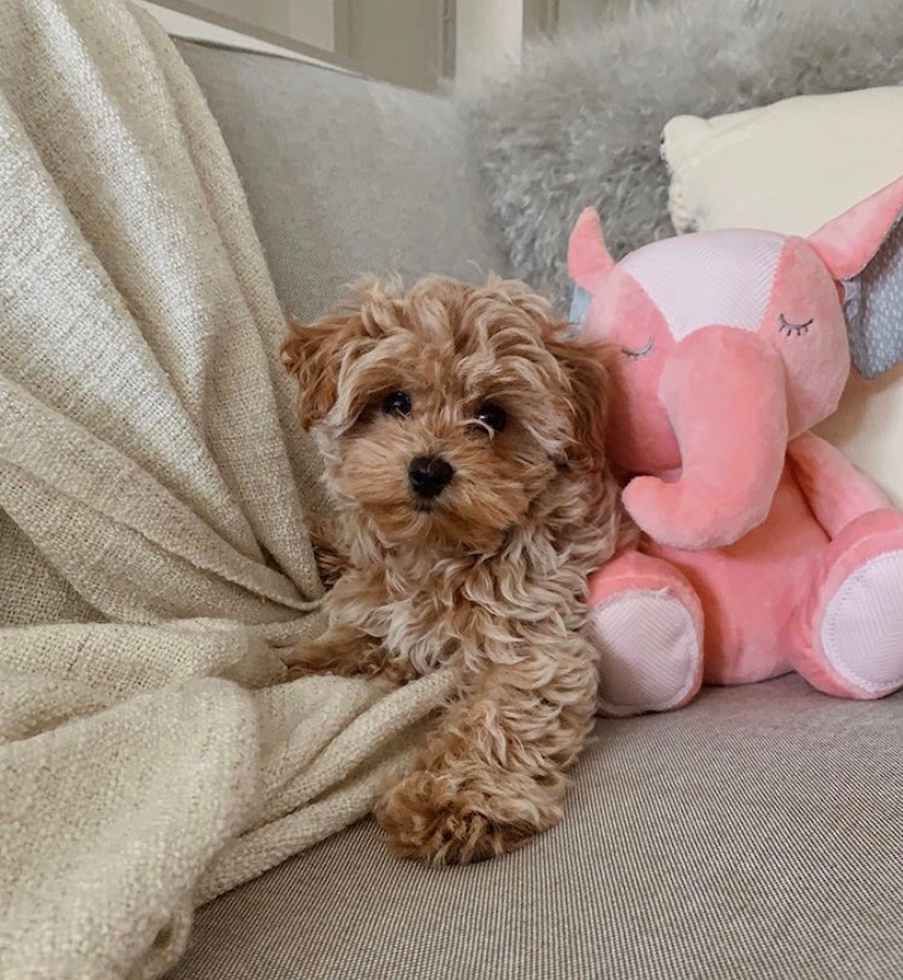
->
569, 176, 903, 715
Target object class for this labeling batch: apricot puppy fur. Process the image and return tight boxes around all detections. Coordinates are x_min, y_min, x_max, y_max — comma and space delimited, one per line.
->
281, 275, 625, 864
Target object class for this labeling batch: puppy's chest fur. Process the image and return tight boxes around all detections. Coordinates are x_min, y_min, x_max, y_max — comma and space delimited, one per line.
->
329, 542, 586, 677
367, 584, 467, 675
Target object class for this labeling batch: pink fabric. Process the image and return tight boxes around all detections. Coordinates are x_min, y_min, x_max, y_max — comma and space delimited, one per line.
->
647, 466, 830, 686
823, 551, 903, 693
583, 267, 681, 474
623, 327, 788, 549
809, 175, 903, 280
787, 432, 891, 536
568, 207, 614, 293
620, 229, 784, 339
791, 509, 903, 698
588, 552, 703, 717
757, 238, 850, 437
570, 177, 903, 707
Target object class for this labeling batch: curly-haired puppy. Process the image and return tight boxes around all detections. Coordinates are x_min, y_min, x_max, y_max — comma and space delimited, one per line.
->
281, 275, 626, 864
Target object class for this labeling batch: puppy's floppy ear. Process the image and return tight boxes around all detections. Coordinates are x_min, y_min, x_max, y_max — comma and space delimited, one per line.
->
282, 278, 401, 429
281, 315, 355, 429
281, 311, 366, 429
545, 331, 613, 474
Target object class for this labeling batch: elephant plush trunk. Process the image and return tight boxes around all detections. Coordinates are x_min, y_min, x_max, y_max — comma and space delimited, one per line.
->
622, 327, 788, 550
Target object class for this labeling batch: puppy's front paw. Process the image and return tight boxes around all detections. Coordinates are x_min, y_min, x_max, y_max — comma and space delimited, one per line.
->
282, 640, 349, 678
374, 770, 560, 864
283, 637, 418, 686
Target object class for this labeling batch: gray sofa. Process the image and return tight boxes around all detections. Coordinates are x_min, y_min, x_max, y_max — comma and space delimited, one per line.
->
168, 39, 903, 980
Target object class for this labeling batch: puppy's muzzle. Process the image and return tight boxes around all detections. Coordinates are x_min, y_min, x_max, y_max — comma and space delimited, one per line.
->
409, 455, 454, 499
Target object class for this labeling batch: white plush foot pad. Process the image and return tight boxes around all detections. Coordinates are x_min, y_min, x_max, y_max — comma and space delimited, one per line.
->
589, 591, 701, 716
821, 551, 903, 697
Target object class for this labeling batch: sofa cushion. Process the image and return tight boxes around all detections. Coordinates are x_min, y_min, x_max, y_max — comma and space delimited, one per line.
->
662, 86, 903, 239
170, 41, 903, 980
176, 40, 510, 323
170, 676, 903, 980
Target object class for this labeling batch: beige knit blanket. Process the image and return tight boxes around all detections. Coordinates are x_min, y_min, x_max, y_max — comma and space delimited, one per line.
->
0, 2, 452, 977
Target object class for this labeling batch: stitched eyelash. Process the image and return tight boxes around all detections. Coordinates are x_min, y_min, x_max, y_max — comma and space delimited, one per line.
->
622, 337, 655, 359
779, 314, 812, 336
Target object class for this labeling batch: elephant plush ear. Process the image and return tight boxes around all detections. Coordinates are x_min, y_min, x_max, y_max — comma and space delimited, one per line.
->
567, 207, 616, 333
568, 208, 615, 290
809, 175, 903, 380
568, 284, 592, 332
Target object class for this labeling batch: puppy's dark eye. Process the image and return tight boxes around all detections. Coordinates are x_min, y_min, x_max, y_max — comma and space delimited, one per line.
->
382, 390, 412, 418
475, 402, 507, 433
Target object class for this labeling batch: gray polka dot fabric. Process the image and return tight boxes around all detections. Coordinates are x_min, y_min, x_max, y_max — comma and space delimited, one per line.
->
844, 215, 903, 380
569, 283, 592, 331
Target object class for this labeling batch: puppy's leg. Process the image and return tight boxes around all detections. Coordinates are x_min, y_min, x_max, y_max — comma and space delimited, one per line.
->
284, 626, 417, 685
375, 633, 598, 863
309, 519, 349, 589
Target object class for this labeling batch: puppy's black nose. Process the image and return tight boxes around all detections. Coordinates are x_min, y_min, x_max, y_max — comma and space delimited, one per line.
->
408, 455, 454, 499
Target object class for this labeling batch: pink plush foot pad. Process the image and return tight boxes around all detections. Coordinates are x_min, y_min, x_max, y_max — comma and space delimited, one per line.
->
802, 510, 903, 699
588, 553, 704, 717
822, 550, 903, 697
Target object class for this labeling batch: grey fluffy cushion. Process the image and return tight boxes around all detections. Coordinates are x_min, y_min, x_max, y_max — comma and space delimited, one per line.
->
464, 0, 903, 309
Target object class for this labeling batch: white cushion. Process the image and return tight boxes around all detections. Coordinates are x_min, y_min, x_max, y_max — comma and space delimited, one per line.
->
663, 86, 903, 237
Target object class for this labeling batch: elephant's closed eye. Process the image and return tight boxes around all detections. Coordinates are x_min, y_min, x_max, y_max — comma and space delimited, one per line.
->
621, 337, 655, 359
779, 314, 812, 337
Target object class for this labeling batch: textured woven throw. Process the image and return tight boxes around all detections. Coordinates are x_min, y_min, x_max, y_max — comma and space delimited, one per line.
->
0, 2, 451, 977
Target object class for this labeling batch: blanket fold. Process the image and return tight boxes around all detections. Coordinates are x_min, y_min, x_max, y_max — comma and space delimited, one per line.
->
0, 3, 449, 977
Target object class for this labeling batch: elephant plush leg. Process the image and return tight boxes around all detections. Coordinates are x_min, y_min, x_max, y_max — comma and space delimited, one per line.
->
588, 551, 704, 716
792, 509, 903, 699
